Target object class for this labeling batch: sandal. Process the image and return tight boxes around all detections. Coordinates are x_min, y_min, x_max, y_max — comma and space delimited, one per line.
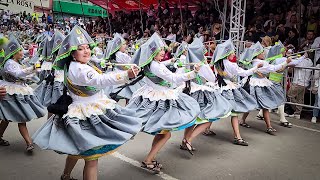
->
266, 128, 276, 135
239, 123, 251, 128
60, 174, 78, 180
280, 122, 292, 128
141, 161, 161, 174
202, 129, 216, 136
26, 143, 34, 153
256, 115, 264, 120
180, 143, 196, 151
233, 138, 249, 146
152, 160, 163, 169
180, 139, 194, 155
0, 138, 10, 146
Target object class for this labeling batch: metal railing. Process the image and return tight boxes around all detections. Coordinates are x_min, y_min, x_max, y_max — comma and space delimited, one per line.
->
284, 64, 320, 110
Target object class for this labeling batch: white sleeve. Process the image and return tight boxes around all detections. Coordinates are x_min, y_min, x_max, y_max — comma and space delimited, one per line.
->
198, 64, 216, 82
116, 52, 132, 64
274, 57, 287, 65
288, 56, 306, 66
90, 56, 102, 64
5, 61, 34, 78
151, 62, 196, 84
224, 60, 257, 77
258, 61, 287, 73
70, 63, 129, 89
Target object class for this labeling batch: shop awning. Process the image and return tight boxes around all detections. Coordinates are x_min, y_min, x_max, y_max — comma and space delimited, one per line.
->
88, 0, 206, 12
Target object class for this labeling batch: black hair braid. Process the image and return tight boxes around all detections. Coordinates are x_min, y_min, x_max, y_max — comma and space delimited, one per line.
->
215, 60, 227, 87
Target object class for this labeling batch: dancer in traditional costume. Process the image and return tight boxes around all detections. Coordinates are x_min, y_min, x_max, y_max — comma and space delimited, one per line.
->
34, 30, 66, 111
239, 42, 292, 135
178, 38, 232, 155
0, 35, 46, 152
32, 26, 142, 180
241, 42, 303, 128
104, 33, 145, 100
126, 33, 201, 173
90, 38, 104, 67
211, 40, 262, 146
37, 35, 53, 83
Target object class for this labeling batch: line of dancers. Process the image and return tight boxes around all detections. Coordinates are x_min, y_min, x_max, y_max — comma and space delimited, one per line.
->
0, 25, 307, 180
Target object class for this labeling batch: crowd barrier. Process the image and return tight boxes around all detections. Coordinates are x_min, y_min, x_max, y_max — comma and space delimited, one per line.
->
284, 64, 320, 112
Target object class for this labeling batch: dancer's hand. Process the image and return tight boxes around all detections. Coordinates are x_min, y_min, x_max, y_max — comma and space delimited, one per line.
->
194, 63, 202, 73
257, 63, 263, 68
127, 65, 140, 78
0, 87, 6, 100
286, 58, 292, 64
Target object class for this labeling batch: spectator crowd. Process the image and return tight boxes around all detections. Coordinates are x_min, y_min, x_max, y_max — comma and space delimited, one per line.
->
1, 0, 320, 121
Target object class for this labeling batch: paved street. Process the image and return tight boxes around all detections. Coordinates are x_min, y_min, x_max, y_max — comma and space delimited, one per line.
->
1, 110, 320, 180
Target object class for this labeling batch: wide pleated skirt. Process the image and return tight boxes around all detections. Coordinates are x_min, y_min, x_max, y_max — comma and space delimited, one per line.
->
126, 84, 200, 135
33, 105, 142, 160
0, 93, 46, 122
34, 81, 64, 107
249, 84, 285, 109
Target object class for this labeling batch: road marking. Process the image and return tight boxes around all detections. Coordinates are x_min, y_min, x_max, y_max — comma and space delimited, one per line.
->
112, 152, 179, 180
270, 120, 320, 133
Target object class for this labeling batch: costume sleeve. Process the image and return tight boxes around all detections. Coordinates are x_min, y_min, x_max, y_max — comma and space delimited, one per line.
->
5, 60, 35, 78
198, 64, 216, 82
224, 60, 258, 77
90, 56, 102, 64
116, 52, 132, 64
71, 63, 129, 88
151, 61, 196, 84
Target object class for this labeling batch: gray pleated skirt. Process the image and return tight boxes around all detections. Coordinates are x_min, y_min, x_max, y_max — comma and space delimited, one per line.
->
0, 94, 46, 122
221, 87, 257, 113
34, 81, 64, 107
32, 105, 142, 159
190, 90, 232, 120
249, 83, 285, 109
126, 93, 200, 135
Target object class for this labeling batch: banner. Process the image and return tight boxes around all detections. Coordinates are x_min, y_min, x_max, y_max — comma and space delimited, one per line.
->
0, 0, 34, 14
53, 1, 108, 17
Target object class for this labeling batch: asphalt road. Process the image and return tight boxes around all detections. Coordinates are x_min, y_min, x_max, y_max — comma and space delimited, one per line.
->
0, 110, 320, 180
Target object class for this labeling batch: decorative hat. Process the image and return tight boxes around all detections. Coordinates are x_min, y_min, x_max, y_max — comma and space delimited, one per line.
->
53, 25, 96, 70
174, 41, 188, 58
41, 37, 54, 60
266, 41, 285, 61
186, 37, 206, 63
35, 33, 46, 44
250, 41, 264, 58
37, 34, 50, 56
8, 33, 22, 45
131, 32, 167, 67
51, 30, 66, 54
239, 48, 255, 65
104, 33, 126, 60
1, 35, 22, 67
211, 39, 235, 64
